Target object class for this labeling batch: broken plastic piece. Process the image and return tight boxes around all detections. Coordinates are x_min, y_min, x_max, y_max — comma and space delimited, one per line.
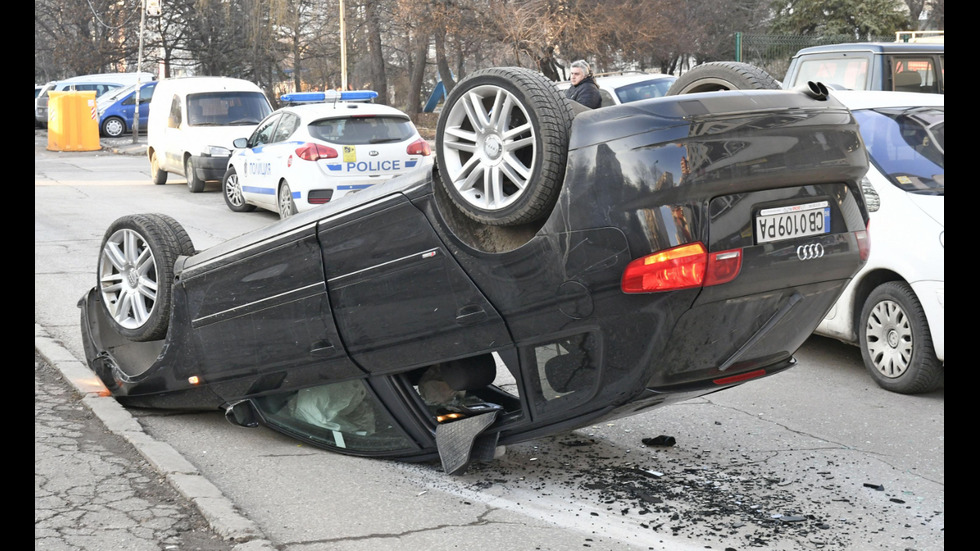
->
641, 435, 676, 447
436, 410, 498, 475
863, 483, 885, 491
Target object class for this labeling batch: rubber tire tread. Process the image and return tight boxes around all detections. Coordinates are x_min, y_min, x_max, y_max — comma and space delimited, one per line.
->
436, 66, 574, 227
859, 281, 943, 394
143, 213, 197, 256
150, 151, 167, 185
667, 62, 780, 95
98, 214, 181, 342
185, 157, 205, 193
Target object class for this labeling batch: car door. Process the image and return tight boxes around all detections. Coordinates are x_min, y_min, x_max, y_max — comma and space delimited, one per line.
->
237, 113, 282, 207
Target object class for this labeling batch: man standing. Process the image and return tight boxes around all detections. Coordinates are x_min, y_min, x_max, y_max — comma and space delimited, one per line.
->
564, 60, 601, 109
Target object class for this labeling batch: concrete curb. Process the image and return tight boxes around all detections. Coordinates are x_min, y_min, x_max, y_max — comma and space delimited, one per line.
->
35, 323, 277, 550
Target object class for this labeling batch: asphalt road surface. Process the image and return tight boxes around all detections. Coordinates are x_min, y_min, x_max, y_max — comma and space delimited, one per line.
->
35, 135, 944, 550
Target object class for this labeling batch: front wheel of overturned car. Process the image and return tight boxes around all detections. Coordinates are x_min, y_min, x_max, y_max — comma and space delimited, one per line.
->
436, 66, 574, 226
859, 282, 943, 394
97, 214, 183, 342
278, 180, 298, 220
223, 167, 255, 213
184, 156, 205, 193
666, 61, 780, 95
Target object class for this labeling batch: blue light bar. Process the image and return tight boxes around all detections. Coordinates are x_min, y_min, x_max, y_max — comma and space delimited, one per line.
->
280, 90, 378, 103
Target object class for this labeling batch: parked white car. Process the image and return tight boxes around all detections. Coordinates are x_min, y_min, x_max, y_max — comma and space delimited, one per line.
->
147, 77, 272, 192
223, 91, 433, 218
816, 91, 944, 393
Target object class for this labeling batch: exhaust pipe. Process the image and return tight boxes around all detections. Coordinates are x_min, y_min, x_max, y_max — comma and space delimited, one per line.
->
795, 81, 829, 101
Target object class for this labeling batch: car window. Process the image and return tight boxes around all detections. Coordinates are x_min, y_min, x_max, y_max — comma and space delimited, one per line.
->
796, 57, 869, 90
186, 91, 272, 126
613, 78, 675, 103
271, 112, 300, 142
122, 83, 156, 106
252, 380, 415, 453
307, 115, 415, 145
888, 56, 941, 93
854, 106, 944, 194
248, 113, 282, 148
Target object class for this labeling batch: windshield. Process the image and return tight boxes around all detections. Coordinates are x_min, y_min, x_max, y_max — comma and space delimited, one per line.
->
307, 115, 415, 145
614, 77, 676, 103
854, 106, 943, 194
186, 91, 272, 126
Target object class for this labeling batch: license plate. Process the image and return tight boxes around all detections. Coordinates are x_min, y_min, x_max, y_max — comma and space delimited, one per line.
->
756, 201, 830, 243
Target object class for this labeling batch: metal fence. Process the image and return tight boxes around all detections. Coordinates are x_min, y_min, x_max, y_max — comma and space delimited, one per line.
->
736, 33, 892, 81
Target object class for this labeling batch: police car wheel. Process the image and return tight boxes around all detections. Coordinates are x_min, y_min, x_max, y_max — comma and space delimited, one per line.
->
859, 282, 943, 394
436, 67, 574, 227
223, 167, 255, 213
278, 181, 298, 220
102, 116, 126, 138
185, 157, 205, 193
97, 214, 181, 342
666, 62, 780, 94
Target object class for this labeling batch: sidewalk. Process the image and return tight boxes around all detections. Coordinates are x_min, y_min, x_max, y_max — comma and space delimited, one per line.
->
35, 325, 273, 550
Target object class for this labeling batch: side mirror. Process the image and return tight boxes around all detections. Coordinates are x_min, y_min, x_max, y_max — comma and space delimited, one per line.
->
233, 137, 248, 149
224, 400, 260, 428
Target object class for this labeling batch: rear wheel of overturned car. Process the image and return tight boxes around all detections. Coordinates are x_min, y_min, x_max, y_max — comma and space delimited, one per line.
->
278, 180, 297, 219
859, 282, 943, 394
223, 167, 255, 213
666, 61, 780, 95
436, 66, 574, 226
97, 214, 182, 342
184, 156, 205, 193
150, 151, 167, 185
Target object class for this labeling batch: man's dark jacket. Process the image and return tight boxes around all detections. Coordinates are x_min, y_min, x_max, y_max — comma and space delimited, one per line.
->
565, 75, 601, 109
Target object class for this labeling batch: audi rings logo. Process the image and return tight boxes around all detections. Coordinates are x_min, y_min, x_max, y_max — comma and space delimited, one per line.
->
796, 243, 824, 261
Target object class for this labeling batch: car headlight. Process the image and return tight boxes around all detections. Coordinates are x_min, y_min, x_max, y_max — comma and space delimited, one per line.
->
207, 146, 232, 157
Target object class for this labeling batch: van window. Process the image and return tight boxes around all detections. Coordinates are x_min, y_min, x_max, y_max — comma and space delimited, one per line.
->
168, 95, 182, 128
796, 57, 869, 90
186, 91, 271, 127
888, 56, 940, 93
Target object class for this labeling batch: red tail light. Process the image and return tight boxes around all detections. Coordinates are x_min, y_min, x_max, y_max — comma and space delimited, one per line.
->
856, 223, 870, 261
704, 249, 742, 286
407, 138, 431, 156
295, 143, 338, 161
713, 369, 765, 385
621, 242, 743, 293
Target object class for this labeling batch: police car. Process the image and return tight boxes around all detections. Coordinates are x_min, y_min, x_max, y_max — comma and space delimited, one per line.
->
223, 91, 433, 218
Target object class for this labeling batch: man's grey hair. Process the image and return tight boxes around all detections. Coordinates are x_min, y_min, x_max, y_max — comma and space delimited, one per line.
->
570, 59, 591, 75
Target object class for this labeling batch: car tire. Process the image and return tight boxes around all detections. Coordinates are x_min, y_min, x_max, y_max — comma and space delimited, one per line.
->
97, 214, 182, 342
278, 180, 297, 219
223, 167, 255, 213
101, 116, 126, 138
144, 213, 197, 256
666, 62, 780, 95
859, 281, 943, 394
150, 151, 167, 185
436, 66, 574, 226
185, 157, 205, 193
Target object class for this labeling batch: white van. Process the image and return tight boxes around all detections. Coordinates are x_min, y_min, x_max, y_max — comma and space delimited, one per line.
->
147, 77, 272, 192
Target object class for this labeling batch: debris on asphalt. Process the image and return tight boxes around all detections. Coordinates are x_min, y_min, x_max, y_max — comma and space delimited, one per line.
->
642, 435, 676, 447
864, 483, 885, 491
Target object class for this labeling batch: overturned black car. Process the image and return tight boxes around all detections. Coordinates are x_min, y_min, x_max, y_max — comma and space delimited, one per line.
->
81, 68, 869, 474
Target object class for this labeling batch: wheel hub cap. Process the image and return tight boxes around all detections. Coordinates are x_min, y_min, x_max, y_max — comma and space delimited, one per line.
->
886, 329, 899, 348
126, 267, 139, 288
483, 135, 503, 161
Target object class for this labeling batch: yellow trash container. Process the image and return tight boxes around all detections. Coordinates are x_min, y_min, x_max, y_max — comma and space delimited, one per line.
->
47, 90, 101, 151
